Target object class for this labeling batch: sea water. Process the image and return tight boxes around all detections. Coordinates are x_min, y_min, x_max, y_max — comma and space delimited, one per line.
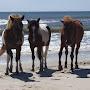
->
0, 12, 90, 63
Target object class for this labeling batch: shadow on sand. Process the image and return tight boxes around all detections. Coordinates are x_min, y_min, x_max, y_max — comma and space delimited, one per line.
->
10, 72, 35, 82
37, 68, 58, 77
72, 68, 90, 78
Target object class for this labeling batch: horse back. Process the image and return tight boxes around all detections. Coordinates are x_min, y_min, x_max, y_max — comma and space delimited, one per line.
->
39, 24, 51, 46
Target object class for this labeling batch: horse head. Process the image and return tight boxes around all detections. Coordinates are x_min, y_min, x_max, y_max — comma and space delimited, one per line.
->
61, 16, 75, 45
27, 18, 40, 42
7, 15, 24, 33
6, 14, 24, 45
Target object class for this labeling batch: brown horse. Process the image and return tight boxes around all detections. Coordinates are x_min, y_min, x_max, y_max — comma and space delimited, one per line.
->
0, 14, 24, 75
58, 16, 84, 71
27, 18, 51, 71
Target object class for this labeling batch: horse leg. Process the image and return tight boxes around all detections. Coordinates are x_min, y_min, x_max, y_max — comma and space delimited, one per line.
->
70, 45, 75, 72
64, 46, 68, 68
5, 50, 10, 75
75, 43, 80, 69
19, 59, 23, 72
31, 48, 35, 71
37, 47, 43, 71
9, 50, 13, 73
18, 48, 23, 72
44, 46, 49, 69
19, 51, 23, 72
16, 47, 22, 73
58, 46, 64, 71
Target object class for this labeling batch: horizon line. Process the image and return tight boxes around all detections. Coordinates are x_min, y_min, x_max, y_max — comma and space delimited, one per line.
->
0, 10, 90, 12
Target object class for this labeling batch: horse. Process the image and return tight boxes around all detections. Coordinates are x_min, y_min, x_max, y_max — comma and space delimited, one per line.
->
58, 16, 84, 71
0, 14, 24, 75
27, 18, 51, 71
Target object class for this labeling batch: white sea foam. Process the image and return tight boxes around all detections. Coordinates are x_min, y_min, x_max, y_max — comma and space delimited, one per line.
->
0, 19, 8, 25
20, 31, 90, 54
0, 29, 90, 54
0, 19, 59, 26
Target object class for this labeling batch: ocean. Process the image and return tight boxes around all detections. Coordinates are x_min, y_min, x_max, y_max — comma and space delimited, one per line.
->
0, 11, 90, 63
0, 11, 90, 30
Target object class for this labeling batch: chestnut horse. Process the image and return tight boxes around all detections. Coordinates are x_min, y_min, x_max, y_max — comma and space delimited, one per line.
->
27, 18, 51, 71
58, 16, 84, 71
0, 14, 24, 75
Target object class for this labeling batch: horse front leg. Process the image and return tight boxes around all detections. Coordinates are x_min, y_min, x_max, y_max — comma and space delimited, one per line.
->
16, 47, 23, 73
70, 45, 75, 72
31, 47, 35, 71
64, 46, 68, 68
37, 47, 43, 71
5, 50, 10, 75
58, 45, 64, 71
75, 43, 80, 69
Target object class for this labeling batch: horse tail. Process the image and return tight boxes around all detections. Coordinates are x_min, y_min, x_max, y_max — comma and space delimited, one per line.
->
0, 44, 6, 56
46, 26, 51, 45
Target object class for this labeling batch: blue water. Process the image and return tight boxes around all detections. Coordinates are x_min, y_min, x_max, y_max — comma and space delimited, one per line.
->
0, 11, 90, 29
0, 12, 90, 63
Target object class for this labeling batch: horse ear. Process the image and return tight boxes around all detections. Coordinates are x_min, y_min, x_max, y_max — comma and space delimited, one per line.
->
21, 15, 24, 20
61, 20, 64, 23
10, 16, 14, 21
27, 20, 30, 23
37, 18, 40, 23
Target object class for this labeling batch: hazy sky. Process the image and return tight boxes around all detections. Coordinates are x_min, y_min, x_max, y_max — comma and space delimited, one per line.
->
0, 0, 90, 12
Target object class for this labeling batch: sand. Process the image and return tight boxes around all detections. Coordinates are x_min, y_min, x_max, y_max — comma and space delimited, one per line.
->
0, 52, 90, 90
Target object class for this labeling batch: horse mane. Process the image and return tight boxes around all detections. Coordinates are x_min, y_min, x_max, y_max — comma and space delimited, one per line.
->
62, 16, 74, 22
6, 14, 22, 30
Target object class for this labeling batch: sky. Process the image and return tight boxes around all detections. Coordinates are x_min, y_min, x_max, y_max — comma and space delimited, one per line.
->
0, 0, 90, 12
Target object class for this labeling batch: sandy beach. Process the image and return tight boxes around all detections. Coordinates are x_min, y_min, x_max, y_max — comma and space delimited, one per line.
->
0, 51, 90, 90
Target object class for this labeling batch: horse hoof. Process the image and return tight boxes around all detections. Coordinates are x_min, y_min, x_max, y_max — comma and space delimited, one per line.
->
9, 68, 12, 73
75, 65, 79, 69
16, 70, 19, 74
20, 68, 23, 72
58, 65, 63, 71
5, 72, 9, 75
64, 65, 67, 68
21, 69, 23, 72
31, 69, 35, 72
71, 68, 74, 72
40, 68, 43, 72
44, 66, 48, 69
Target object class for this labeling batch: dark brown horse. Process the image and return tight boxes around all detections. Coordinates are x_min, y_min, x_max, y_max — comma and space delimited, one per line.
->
27, 18, 51, 71
58, 16, 84, 71
0, 14, 24, 75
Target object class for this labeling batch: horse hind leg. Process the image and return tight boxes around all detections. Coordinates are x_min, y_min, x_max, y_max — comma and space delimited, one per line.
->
75, 43, 80, 69
70, 45, 75, 72
43, 46, 49, 69
19, 59, 23, 72
9, 50, 13, 73
18, 51, 23, 72
58, 46, 64, 71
